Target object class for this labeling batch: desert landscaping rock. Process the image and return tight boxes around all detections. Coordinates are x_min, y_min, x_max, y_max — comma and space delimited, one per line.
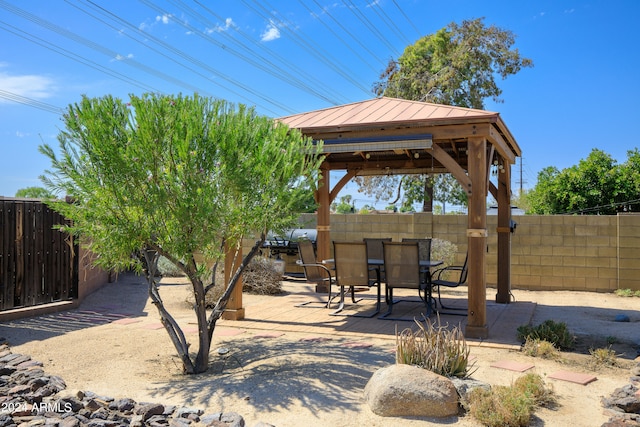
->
364, 364, 459, 418
601, 360, 640, 426
0, 344, 272, 427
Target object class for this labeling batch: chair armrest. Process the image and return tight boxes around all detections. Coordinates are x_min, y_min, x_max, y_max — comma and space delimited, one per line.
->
431, 265, 463, 281
297, 261, 334, 281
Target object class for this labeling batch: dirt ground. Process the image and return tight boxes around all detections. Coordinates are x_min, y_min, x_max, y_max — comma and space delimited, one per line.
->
1, 273, 639, 427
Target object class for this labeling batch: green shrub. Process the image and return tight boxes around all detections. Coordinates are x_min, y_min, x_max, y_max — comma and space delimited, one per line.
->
517, 319, 575, 350
615, 288, 640, 297
395, 317, 475, 378
468, 373, 555, 427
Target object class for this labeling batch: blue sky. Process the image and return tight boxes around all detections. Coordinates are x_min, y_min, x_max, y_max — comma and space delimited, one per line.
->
1, 1, 639, 209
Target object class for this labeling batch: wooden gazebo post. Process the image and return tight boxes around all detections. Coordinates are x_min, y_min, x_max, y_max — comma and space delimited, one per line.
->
496, 159, 513, 303
222, 242, 245, 320
465, 136, 488, 338
314, 163, 331, 292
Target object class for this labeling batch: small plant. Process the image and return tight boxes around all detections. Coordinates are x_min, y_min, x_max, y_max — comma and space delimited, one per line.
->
513, 373, 557, 408
395, 316, 475, 378
589, 347, 619, 368
615, 288, 640, 297
517, 319, 575, 350
157, 256, 185, 277
468, 373, 555, 427
606, 336, 618, 345
521, 337, 560, 359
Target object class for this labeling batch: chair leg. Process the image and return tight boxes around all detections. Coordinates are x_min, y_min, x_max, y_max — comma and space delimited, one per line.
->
436, 285, 468, 314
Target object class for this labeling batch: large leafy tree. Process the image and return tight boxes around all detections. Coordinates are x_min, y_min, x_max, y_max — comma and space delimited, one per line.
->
15, 186, 54, 199
40, 93, 322, 374
361, 17, 533, 209
528, 149, 640, 214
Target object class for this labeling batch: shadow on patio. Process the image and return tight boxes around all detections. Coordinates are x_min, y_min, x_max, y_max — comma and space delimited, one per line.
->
218, 277, 535, 350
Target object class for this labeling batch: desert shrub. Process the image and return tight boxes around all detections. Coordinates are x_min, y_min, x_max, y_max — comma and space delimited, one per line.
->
513, 373, 556, 407
468, 386, 532, 427
588, 347, 619, 368
241, 256, 283, 295
521, 337, 560, 359
468, 373, 555, 427
430, 238, 458, 267
395, 316, 475, 378
517, 319, 575, 350
157, 256, 185, 277
187, 256, 282, 308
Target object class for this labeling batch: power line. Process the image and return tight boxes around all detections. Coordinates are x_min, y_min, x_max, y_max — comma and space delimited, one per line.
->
0, 89, 63, 114
73, 0, 290, 115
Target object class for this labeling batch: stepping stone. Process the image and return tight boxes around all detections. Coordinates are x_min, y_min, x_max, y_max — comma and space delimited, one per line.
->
548, 370, 597, 385
490, 360, 534, 372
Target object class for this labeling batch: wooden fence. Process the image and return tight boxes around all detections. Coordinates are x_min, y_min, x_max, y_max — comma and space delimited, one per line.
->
0, 199, 78, 311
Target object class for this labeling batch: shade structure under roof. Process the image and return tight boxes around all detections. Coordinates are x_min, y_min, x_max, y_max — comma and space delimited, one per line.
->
276, 97, 521, 340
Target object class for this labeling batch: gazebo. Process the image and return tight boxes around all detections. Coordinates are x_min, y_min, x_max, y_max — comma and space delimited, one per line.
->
278, 97, 521, 338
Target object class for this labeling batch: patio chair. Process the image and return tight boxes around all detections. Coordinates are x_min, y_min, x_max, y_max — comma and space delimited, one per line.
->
430, 253, 468, 313
364, 237, 392, 285
331, 241, 381, 317
380, 241, 433, 320
296, 239, 338, 308
401, 238, 432, 263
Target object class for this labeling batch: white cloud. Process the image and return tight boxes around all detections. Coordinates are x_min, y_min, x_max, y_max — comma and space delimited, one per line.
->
15, 131, 28, 138
261, 21, 281, 42
0, 72, 55, 100
205, 17, 236, 35
156, 14, 171, 24
112, 53, 134, 62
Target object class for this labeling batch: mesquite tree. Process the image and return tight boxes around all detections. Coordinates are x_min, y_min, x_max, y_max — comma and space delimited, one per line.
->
40, 93, 322, 374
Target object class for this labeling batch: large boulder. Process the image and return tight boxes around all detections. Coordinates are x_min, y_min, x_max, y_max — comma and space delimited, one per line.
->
363, 364, 459, 418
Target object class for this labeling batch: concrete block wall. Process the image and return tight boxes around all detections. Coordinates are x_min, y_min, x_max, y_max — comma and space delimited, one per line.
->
297, 212, 640, 292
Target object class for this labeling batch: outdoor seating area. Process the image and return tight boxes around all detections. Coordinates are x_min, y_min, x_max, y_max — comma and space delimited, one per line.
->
296, 237, 454, 322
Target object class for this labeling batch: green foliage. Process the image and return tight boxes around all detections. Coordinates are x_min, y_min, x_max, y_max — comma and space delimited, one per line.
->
521, 337, 560, 359
39, 93, 323, 373
615, 288, 640, 297
353, 174, 467, 213
517, 320, 575, 350
15, 186, 54, 199
332, 194, 355, 214
375, 17, 533, 109
395, 317, 475, 378
528, 148, 640, 214
468, 373, 555, 427
364, 18, 532, 213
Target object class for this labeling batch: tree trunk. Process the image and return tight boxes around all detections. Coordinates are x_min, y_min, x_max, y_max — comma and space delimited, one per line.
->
423, 177, 434, 213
